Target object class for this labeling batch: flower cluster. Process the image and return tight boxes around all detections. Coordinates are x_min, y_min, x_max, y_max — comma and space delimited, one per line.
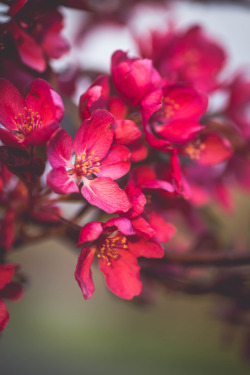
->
0, 4, 249, 362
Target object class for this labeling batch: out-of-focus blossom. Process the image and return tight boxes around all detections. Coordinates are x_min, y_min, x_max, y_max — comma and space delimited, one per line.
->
138, 25, 226, 93
0, 78, 63, 148
111, 50, 161, 106
0, 0, 69, 73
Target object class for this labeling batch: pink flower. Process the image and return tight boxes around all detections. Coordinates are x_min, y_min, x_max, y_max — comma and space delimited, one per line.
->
111, 50, 161, 106
138, 25, 226, 93
0, 79, 64, 148
141, 83, 208, 145
75, 217, 164, 300
47, 109, 131, 214
8, 2, 69, 72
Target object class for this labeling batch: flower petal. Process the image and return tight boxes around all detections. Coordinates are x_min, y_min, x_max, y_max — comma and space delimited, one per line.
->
128, 238, 164, 259
73, 109, 114, 160
25, 79, 64, 125
24, 121, 59, 147
0, 299, 9, 332
114, 120, 141, 145
78, 222, 103, 246
12, 24, 46, 72
0, 128, 24, 148
124, 185, 147, 218
47, 128, 73, 168
75, 247, 95, 300
149, 212, 176, 242
0, 264, 18, 290
197, 134, 233, 165
104, 217, 134, 236
155, 121, 204, 143
81, 177, 131, 214
0, 78, 26, 130
131, 217, 156, 240
99, 250, 142, 299
97, 145, 130, 180
47, 167, 78, 194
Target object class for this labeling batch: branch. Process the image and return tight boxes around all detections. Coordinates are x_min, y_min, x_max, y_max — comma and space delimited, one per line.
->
163, 251, 250, 267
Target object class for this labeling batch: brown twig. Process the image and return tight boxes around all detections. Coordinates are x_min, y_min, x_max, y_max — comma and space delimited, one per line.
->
163, 251, 250, 267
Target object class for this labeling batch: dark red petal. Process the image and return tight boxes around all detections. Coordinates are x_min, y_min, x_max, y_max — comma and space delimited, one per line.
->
25, 79, 64, 125
99, 250, 142, 299
0, 264, 18, 290
162, 85, 208, 122
128, 238, 164, 259
0, 128, 24, 148
78, 222, 103, 246
109, 96, 127, 119
149, 212, 176, 242
98, 145, 130, 180
129, 141, 148, 162
114, 120, 141, 145
197, 134, 233, 165
155, 121, 204, 143
79, 75, 110, 120
143, 180, 175, 193
47, 167, 78, 194
0, 299, 9, 332
104, 217, 134, 236
9, 0, 28, 16
75, 247, 95, 300
12, 25, 46, 72
112, 51, 161, 105
47, 128, 73, 168
73, 109, 114, 160
81, 177, 131, 214
124, 185, 147, 218
24, 121, 59, 147
0, 79, 26, 130
141, 89, 163, 126
143, 122, 171, 151
131, 216, 156, 240
129, 165, 157, 187
41, 32, 70, 59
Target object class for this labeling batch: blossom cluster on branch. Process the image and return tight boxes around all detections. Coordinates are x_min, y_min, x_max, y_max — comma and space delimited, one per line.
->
0, 0, 250, 359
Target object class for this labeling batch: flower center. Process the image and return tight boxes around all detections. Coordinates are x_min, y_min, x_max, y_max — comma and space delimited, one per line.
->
97, 235, 128, 266
74, 151, 101, 177
14, 107, 42, 138
185, 139, 206, 160
163, 97, 180, 120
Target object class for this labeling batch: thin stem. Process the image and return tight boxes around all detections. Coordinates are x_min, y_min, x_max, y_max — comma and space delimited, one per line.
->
163, 251, 250, 267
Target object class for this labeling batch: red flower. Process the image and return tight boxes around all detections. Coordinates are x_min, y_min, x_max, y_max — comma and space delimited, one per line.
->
0, 78, 63, 148
138, 25, 226, 93
141, 83, 208, 146
47, 109, 131, 214
111, 50, 161, 106
75, 216, 164, 300
8, 1, 69, 72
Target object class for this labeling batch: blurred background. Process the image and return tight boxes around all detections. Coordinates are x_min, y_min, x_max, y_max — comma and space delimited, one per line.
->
1, 1, 250, 374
